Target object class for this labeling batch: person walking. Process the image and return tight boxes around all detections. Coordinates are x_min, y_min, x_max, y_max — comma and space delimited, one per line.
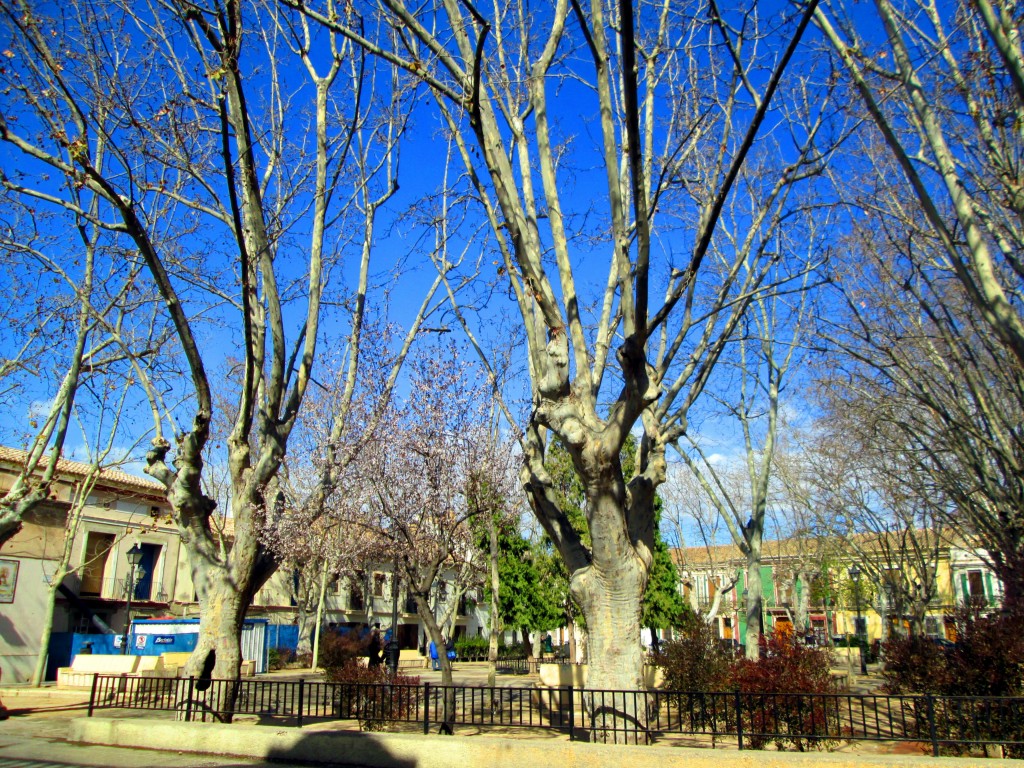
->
429, 638, 440, 671
368, 622, 383, 668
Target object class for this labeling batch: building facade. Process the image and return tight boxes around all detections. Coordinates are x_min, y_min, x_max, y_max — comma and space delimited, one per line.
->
673, 534, 1005, 649
0, 447, 485, 681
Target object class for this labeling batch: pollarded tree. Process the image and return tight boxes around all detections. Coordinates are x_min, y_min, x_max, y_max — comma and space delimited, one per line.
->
816, 0, 1024, 609
677, 250, 818, 659
0, 0, 412, 686
816, 213, 1024, 614
290, 1, 829, 714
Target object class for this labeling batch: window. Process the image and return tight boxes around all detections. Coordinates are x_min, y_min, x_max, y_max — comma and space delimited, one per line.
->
373, 573, 386, 598
925, 616, 941, 637
968, 570, 985, 599
80, 532, 115, 596
349, 583, 364, 611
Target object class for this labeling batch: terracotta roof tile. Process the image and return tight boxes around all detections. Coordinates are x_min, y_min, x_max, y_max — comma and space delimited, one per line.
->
0, 445, 166, 496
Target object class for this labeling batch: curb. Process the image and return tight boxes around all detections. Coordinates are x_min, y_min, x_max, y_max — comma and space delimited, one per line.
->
70, 717, 1020, 768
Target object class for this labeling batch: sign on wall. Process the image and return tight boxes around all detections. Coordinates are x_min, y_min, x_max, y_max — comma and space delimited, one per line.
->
0, 559, 18, 604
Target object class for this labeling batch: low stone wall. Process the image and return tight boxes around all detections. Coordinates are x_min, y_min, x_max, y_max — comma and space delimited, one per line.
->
537, 662, 664, 688
70, 718, 1012, 768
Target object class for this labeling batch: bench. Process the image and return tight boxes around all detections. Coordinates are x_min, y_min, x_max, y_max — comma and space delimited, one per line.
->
829, 669, 850, 689
56, 654, 172, 689
397, 649, 427, 670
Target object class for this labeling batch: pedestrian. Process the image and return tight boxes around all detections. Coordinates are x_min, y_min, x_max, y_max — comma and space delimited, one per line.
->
429, 638, 440, 670
368, 622, 383, 667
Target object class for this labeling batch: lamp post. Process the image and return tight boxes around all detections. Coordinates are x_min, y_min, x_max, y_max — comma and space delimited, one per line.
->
848, 565, 868, 675
121, 543, 144, 655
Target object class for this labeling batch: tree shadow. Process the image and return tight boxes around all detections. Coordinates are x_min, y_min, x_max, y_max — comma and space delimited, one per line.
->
264, 728, 418, 767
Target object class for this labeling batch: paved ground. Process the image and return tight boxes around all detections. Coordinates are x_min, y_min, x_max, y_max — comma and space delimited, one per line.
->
0, 663, 934, 766
0, 662, 543, 767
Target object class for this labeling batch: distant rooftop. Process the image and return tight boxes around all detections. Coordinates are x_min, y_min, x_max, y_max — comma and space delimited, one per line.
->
0, 445, 166, 496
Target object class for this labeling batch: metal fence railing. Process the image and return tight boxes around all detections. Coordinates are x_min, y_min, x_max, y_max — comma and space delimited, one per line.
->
87, 675, 1024, 756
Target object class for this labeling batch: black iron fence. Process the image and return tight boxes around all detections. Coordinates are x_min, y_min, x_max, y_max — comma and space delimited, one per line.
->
87, 674, 1024, 756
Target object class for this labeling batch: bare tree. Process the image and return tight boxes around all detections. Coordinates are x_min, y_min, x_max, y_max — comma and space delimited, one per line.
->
29, 377, 151, 686
288, 2, 826, 716
676, 255, 817, 659
0, 0, 411, 688
814, 208, 1024, 612
781, 416, 948, 637
812, 0, 1024, 614
816, 0, 1024, 369
0, 189, 167, 550
662, 465, 741, 625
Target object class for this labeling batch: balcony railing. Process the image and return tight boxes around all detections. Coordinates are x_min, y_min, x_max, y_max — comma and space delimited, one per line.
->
75, 577, 167, 603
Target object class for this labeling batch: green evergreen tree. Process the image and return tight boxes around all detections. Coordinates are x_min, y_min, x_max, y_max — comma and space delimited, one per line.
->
473, 514, 563, 639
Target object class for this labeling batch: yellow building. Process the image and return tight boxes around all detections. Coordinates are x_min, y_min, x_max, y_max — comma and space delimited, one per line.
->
673, 532, 1004, 649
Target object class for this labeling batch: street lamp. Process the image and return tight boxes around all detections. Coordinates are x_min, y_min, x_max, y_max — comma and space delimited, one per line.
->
121, 543, 145, 655
847, 565, 868, 675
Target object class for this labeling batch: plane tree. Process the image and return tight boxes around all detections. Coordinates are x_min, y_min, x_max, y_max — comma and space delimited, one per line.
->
815, 0, 1024, 612
0, 0, 412, 687
288, 2, 830, 718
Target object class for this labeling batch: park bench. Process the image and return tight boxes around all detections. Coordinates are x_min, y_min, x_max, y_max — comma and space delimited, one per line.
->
56, 653, 172, 689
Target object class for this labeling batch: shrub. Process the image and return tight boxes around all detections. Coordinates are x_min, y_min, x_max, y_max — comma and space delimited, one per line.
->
323, 659, 421, 731
729, 631, 839, 752
654, 617, 732, 693
880, 634, 951, 695
947, 607, 1024, 698
882, 609, 1024, 758
454, 635, 489, 660
318, 629, 369, 671
267, 646, 295, 671
496, 641, 525, 660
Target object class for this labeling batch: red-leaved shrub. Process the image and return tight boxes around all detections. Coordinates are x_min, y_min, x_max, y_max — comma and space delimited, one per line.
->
323, 658, 421, 731
728, 631, 839, 751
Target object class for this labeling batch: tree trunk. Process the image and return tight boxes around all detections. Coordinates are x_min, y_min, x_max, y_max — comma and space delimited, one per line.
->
567, 617, 577, 663
572, 549, 648, 743
794, 571, 811, 632
30, 576, 64, 687
744, 559, 763, 661
995, 556, 1024, 617
184, 574, 246, 722
309, 559, 330, 668
414, 598, 454, 732
487, 514, 500, 690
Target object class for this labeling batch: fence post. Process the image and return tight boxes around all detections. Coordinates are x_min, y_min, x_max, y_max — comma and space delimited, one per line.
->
297, 678, 305, 729
735, 690, 744, 751
567, 685, 575, 742
87, 673, 100, 717
423, 682, 430, 735
185, 676, 195, 723
926, 694, 939, 757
